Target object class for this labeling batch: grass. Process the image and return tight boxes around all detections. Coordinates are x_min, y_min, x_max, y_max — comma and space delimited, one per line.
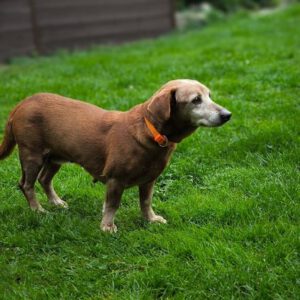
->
0, 5, 299, 299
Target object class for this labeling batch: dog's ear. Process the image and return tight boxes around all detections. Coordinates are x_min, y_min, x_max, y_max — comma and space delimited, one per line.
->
147, 89, 176, 122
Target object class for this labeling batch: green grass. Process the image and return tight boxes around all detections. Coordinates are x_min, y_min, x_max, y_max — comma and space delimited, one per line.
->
0, 5, 299, 299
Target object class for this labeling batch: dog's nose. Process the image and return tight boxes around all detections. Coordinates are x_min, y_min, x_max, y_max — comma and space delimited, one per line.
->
220, 110, 232, 122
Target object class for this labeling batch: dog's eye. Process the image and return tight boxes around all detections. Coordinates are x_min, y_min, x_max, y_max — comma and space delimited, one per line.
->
192, 96, 202, 105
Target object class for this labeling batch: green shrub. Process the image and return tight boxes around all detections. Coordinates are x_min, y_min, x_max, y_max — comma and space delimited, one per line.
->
177, 0, 284, 11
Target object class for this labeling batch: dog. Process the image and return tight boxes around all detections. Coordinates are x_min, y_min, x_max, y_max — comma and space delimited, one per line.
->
0, 79, 231, 232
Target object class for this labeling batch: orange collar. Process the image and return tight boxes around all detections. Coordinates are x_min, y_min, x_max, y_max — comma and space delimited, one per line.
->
144, 117, 169, 147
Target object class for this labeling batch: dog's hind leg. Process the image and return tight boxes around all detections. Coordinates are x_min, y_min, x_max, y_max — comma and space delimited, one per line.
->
139, 181, 167, 224
18, 147, 45, 212
38, 160, 67, 208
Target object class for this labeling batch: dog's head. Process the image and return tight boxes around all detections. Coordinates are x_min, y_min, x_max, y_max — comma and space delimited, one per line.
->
147, 79, 231, 128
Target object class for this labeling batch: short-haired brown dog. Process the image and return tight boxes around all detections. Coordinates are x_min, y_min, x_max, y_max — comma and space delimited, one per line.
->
0, 79, 231, 232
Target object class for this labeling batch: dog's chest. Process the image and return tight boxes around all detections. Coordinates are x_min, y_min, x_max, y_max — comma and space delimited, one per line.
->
111, 146, 175, 186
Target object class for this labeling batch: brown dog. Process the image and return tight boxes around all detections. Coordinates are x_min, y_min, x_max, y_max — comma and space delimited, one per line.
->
0, 79, 231, 232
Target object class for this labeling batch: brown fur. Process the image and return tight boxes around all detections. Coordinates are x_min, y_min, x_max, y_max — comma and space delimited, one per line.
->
0, 80, 230, 232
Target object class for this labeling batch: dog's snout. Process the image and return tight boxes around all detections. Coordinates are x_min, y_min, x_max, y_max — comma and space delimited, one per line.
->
220, 110, 232, 122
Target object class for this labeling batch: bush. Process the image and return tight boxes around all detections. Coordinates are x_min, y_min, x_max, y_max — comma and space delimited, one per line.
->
176, 0, 283, 11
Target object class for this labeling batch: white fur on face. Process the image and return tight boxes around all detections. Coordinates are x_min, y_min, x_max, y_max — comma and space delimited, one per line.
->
175, 80, 230, 127
188, 94, 223, 127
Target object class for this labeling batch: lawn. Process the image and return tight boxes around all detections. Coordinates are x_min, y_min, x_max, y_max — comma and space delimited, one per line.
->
0, 4, 299, 299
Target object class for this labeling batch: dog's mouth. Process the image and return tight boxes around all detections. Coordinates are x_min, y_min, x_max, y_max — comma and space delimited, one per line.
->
213, 110, 232, 127
197, 110, 232, 127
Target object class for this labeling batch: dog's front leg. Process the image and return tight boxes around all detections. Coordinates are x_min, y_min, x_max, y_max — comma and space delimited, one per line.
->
101, 179, 124, 233
139, 181, 167, 224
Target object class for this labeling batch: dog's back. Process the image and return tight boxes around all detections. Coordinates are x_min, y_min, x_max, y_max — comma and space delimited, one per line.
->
11, 93, 114, 163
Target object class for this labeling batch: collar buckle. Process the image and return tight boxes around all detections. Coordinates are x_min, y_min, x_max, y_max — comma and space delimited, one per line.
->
155, 135, 168, 147
144, 117, 169, 147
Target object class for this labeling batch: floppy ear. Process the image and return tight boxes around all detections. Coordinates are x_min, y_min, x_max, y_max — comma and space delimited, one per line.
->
147, 89, 176, 122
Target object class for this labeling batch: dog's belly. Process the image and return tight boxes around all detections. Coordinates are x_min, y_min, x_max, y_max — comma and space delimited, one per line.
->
51, 157, 69, 165
56, 150, 171, 187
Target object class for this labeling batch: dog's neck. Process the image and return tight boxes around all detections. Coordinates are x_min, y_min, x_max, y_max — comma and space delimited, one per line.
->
140, 104, 197, 144
127, 103, 197, 146
162, 119, 197, 143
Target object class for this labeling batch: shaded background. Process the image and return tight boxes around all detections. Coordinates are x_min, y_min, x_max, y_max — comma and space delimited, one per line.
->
0, 0, 175, 62
0, 0, 297, 62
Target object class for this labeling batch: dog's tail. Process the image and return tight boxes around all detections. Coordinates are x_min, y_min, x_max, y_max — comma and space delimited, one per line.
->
0, 118, 16, 160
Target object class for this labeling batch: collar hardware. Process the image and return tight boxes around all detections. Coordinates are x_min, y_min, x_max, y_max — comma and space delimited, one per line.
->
144, 117, 168, 147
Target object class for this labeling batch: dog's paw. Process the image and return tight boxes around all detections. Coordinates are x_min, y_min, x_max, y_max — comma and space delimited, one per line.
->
101, 223, 118, 233
31, 205, 48, 214
149, 215, 167, 224
50, 198, 68, 208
